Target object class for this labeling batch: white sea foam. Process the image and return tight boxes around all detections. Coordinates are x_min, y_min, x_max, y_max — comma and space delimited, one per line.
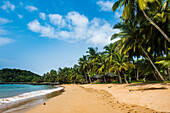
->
0, 86, 64, 109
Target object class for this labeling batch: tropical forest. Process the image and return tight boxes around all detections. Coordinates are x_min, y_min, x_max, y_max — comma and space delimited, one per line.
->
41, 0, 170, 84
1, 0, 169, 84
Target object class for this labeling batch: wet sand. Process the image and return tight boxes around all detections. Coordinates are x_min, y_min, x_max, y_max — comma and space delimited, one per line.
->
26, 84, 164, 113
1, 89, 64, 113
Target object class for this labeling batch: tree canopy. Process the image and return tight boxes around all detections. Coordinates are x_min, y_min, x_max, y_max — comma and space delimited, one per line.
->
0, 68, 41, 82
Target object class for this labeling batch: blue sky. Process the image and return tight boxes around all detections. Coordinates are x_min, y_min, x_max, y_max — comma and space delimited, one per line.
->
0, 0, 122, 75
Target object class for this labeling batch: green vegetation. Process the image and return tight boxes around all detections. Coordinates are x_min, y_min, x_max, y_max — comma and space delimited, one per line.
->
0, 68, 41, 82
42, 0, 169, 84
1, 0, 169, 84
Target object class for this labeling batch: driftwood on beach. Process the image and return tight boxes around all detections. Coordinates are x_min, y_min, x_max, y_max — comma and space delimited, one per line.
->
129, 87, 168, 92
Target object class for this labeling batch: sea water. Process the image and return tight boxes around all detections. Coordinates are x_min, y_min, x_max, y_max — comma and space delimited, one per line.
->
0, 84, 64, 113
0, 84, 55, 99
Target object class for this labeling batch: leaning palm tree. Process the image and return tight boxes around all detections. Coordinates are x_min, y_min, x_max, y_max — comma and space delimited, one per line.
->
112, 0, 170, 42
111, 19, 165, 81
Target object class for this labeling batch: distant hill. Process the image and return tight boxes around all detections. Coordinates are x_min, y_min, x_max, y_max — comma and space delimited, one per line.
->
0, 68, 41, 82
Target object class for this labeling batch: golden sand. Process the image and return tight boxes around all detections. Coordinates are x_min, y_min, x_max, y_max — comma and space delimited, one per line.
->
26, 83, 170, 113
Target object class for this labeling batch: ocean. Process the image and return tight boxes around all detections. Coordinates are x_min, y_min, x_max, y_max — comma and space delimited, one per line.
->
0, 84, 64, 113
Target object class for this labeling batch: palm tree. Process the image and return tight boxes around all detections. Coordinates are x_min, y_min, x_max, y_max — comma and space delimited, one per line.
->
109, 52, 135, 84
112, 0, 170, 42
86, 47, 99, 61
78, 55, 89, 82
86, 47, 99, 82
94, 53, 108, 83
156, 54, 170, 80
111, 19, 165, 81
102, 43, 120, 82
104, 43, 118, 63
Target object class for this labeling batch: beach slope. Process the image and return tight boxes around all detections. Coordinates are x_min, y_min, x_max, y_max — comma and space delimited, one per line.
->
83, 83, 170, 112
26, 84, 158, 113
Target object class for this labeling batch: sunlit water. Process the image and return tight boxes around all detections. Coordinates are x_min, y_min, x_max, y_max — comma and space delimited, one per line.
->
0, 84, 64, 113
0, 84, 55, 98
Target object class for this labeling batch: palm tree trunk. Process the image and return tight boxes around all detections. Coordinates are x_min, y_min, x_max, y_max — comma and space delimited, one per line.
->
165, 40, 170, 80
84, 71, 88, 82
151, 69, 158, 81
165, 39, 168, 56
137, 69, 139, 81
104, 76, 107, 83
123, 70, 128, 84
133, 59, 139, 81
168, 67, 170, 81
87, 72, 92, 83
142, 10, 170, 43
135, 69, 137, 81
85, 75, 88, 82
96, 75, 99, 82
118, 69, 122, 83
136, 57, 139, 81
103, 71, 107, 83
140, 45, 165, 81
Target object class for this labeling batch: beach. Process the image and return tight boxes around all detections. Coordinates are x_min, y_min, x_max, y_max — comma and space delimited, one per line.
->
0, 85, 64, 113
26, 83, 170, 113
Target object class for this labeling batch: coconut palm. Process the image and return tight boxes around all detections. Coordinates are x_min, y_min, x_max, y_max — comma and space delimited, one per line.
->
103, 43, 119, 62
78, 55, 89, 82
156, 54, 170, 80
94, 53, 109, 83
112, 0, 170, 42
111, 18, 165, 81
86, 47, 99, 81
109, 52, 135, 84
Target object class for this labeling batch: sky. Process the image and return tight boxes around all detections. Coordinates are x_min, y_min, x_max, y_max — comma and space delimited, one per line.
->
0, 0, 122, 75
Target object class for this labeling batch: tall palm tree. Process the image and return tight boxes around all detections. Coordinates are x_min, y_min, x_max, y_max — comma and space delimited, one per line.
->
109, 52, 135, 84
111, 19, 165, 81
112, 0, 170, 42
86, 47, 99, 82
94, 53, 109, 83
78, 55, 89, 82
102, 43, 120, 82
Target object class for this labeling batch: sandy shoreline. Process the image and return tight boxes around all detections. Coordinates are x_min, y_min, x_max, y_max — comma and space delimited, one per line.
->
0, 87, 64, 113
26, 83, 170, 113
82, 83, 170, 112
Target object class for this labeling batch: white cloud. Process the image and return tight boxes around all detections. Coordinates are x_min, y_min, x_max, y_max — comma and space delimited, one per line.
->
39, 12, 46, 20
18, 14, 23, 19
27, 20, 41, 32
0, 37, 14, 46
66, 11, 89, 27
0, 17, 12, 25
1, 1, 15, 12
96, 0, 114, 11
64, 11, 89, 40
27, 11, 120, 46
25, 6, 38, 12
48, 14, 65, 27
114, 12, 121, 18
87, 18, 119, 45
27, 20, 57, 38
